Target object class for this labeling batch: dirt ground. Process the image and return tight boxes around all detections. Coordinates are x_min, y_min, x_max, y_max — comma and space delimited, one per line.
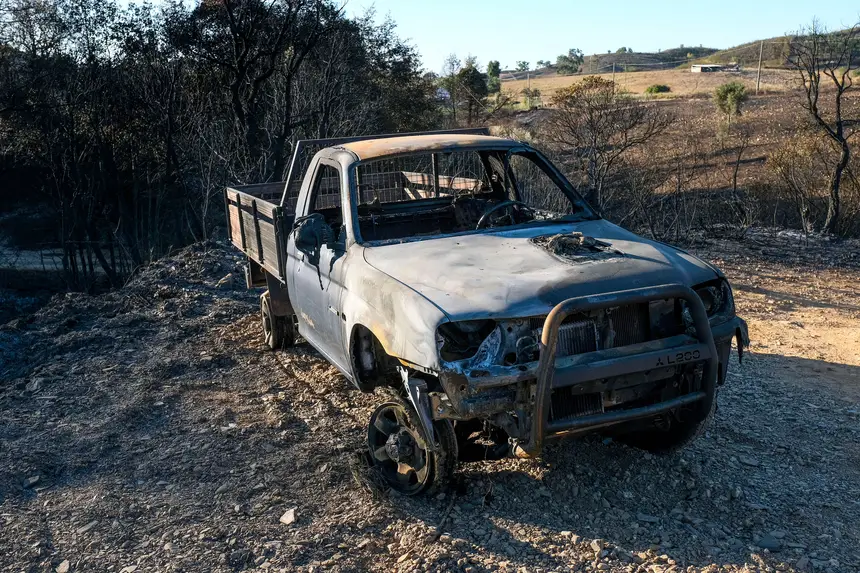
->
501, 68, 796, 99
1, 230, 858, 573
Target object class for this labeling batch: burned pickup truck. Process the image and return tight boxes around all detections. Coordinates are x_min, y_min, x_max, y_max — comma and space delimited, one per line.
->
225, 129, 748, 494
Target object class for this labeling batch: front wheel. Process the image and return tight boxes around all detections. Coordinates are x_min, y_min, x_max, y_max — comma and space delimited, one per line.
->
367, 397, 457, 495
260, 292, 295, 350
617, 393, 717, 454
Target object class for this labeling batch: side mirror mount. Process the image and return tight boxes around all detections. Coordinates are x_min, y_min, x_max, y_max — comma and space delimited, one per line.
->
292, 214, 333, 264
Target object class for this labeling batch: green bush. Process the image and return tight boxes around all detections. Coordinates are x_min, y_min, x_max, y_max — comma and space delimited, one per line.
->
645, 84, 671, 94
714, 81, 748, 116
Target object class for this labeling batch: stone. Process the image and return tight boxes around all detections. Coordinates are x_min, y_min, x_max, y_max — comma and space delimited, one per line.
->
590, 539, 605, 554
757, 534, 782, 551
397, 553, 411, 564
279, 507, 296, 525
796, 556, 810, 571
637, 513, 660, 523
77, 520, 98, 535
56, 560, 70, 573
24, 475, 40, 488
739, 456, 760, 467
215, 483, 230, 495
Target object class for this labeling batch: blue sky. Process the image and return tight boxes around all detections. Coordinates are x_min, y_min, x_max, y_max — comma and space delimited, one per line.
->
347, 0, 859, 73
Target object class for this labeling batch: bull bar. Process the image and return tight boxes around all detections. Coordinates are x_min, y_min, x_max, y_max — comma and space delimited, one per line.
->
519, 284, 718, 456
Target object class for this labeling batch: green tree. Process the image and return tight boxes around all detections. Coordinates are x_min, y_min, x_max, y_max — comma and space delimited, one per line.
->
616, 47, 627, 53
713, 81, 748, 118
516, 60, 529, 71
556, 48, 583, 75
457, 56, 489, 125
487, 59, 501, 93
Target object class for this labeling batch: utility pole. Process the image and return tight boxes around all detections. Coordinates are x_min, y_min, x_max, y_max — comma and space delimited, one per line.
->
755, 40, 763, 95
612, 62, 616, 95
527, 71, 531, 109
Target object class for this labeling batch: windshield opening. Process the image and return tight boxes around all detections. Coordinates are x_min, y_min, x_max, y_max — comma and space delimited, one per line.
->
353, 148, 594, 244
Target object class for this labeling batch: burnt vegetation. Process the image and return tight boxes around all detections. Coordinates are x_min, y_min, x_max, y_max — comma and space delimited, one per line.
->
0, 0, 439, 289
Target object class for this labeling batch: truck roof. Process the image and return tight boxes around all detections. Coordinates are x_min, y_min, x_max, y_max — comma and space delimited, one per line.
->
338, 133, 520, 161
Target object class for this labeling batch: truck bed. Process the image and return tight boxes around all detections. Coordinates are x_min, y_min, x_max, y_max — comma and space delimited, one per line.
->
224, 182, 293, 282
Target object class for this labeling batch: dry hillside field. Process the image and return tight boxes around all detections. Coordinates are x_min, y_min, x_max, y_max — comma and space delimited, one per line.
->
502, 68, 796, 99
1, 232, 858, 573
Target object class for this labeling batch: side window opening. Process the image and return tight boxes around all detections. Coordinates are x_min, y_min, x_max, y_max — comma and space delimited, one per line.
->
309, 163, 344, 239
506, 152, 579, 215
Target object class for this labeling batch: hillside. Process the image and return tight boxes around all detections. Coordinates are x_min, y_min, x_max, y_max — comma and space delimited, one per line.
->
503, 46, 718, 80
695, 36, 793, 68
500, 67, 795, 99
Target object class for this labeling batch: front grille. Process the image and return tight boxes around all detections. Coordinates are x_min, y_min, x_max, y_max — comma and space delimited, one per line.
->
530, 303, 652, 357
549, 389, 603, 422
535, 319, 598, 357
606, 304, 649, 348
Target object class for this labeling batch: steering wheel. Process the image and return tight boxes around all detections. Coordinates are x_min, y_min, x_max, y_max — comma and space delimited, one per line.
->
476, 200, 534, 229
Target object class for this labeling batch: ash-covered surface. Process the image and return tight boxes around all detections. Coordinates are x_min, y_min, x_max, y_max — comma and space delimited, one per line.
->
1, 236, 859, 573
531, 232, 620, 262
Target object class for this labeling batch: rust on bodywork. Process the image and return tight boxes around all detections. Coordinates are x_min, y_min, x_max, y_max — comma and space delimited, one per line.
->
340, 133, 517, 161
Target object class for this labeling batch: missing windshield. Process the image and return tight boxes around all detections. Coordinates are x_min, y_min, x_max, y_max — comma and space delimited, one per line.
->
354, 148, 593, 243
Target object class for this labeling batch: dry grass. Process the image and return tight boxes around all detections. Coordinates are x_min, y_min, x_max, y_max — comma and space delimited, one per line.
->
502, 68, 797, 99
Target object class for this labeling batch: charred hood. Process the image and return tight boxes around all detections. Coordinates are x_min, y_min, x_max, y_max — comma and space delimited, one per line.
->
362, 219, 719, 321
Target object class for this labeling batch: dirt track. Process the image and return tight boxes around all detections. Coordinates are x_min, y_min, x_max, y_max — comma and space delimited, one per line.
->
1, 231, 859, 573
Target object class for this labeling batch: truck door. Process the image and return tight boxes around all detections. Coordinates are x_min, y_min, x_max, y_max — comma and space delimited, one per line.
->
286, 159, 350, 372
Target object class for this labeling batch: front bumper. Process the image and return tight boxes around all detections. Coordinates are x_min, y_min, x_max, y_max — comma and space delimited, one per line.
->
433, 284, 748, 456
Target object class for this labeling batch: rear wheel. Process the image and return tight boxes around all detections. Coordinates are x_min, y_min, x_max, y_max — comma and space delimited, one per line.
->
260, 292, 295, 350
367, 397, 457, 495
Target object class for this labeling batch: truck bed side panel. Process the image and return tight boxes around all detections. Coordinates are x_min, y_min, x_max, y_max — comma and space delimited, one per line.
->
224, 182, 293, 282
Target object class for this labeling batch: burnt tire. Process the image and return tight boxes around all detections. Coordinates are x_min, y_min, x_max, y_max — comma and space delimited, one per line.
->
260, 292, 295, 350
617, 393, 717, 454
367, 396, 457, 495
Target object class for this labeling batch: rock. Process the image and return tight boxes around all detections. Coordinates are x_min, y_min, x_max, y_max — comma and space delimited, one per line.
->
396, 553, 411, 564
757, 533, 782, 551
279, 507, 296, 525
769, 530, 787, 539
571, 534, 581, 544
590, 539, 605, 554
24, 475, 40, 488
739, 456, 760, 467
25, 378, 42, 392
215, 482, 230, 495
637, 513, 660, 523
228, 549, 251, 567
56, 560, 70, 573
76, 520, 97, 535
796, 556, 810, 571
119, 566, 138, 573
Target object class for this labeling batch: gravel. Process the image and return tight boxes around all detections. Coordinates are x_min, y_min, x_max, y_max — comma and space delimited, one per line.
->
1, 235, 858, 572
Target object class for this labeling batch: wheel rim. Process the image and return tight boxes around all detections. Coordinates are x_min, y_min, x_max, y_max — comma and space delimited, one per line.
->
261, 298, 273, 347
367, 402, 432, 494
